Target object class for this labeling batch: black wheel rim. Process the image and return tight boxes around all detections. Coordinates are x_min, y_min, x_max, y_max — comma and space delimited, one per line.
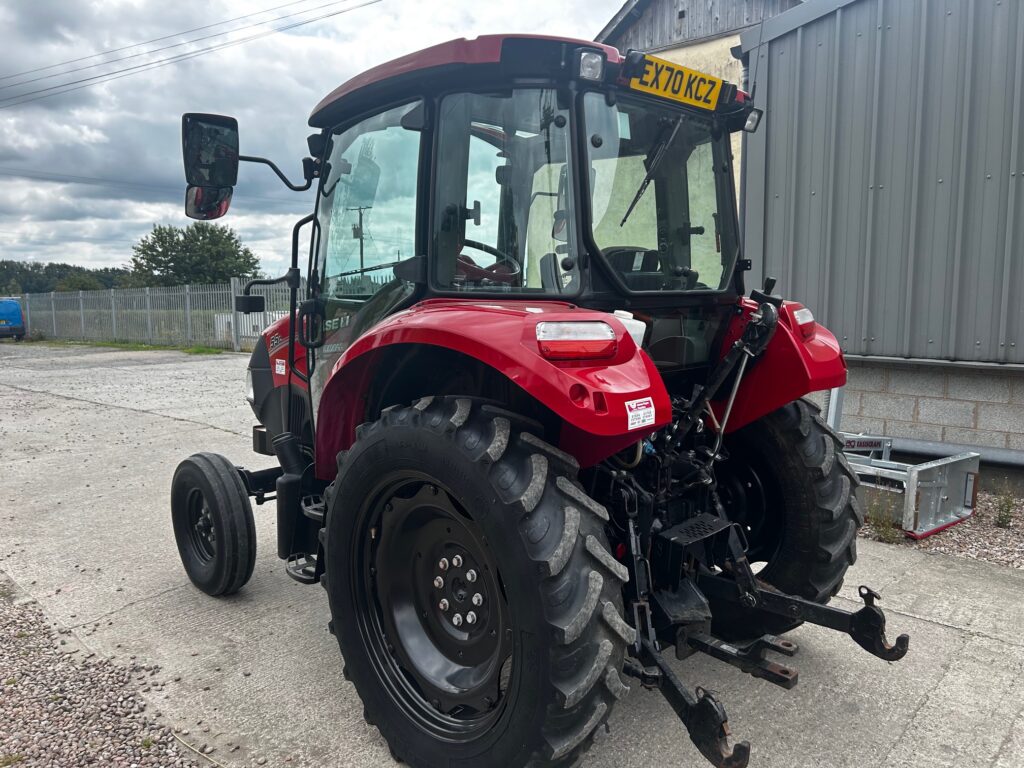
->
186, 489, 217, 562
717, 459, 783, 564
352, 473, 513, 741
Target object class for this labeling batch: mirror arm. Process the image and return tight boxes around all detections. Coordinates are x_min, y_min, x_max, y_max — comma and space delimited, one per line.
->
239, 154, 314, 192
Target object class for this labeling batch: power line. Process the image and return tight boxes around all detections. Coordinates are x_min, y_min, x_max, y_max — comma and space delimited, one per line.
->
0, 0, 382, 110
0, 0, 322, 83
0, 0, 353, 92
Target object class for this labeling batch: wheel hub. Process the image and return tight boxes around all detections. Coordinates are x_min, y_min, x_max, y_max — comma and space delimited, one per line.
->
187, 492, 217, 561
433, 547, 489, 637
360, 477, 512, 735
717, 455, 782, 564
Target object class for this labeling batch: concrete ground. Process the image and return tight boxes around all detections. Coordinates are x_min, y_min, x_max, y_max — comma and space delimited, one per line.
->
1, 341, 1022, 768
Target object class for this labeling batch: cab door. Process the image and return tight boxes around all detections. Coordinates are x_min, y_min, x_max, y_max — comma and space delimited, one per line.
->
311, 101, 424, 414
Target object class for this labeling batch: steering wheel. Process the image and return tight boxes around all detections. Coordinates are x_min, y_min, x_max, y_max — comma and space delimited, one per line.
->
457, 239, 523, 285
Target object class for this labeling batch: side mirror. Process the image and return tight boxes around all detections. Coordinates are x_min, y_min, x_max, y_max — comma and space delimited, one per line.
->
235, 294, 265, 313
182, 113, 239, 188
186, 185, 233, 220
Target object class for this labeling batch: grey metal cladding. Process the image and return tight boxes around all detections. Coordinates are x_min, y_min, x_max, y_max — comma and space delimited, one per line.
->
741, 0, 1024, 364
601, 0, 803, 51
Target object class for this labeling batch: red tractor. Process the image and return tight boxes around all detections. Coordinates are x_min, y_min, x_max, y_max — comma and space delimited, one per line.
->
172, 35, 908, 768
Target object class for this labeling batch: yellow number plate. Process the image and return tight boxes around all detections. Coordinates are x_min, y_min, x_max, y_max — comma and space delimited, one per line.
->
628, 54, 722, 111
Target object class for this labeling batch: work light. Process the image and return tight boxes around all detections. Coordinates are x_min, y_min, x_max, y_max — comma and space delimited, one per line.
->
578, 51, 605, 81
743, 108, 764, 133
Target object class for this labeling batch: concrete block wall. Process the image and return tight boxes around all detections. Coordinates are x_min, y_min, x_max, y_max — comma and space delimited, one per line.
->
833, 361, 1024, 452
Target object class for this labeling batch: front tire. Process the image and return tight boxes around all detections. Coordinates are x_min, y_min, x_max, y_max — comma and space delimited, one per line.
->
713, 399, 862, 639
323, 397, 634, 768
171, 452, 257, 596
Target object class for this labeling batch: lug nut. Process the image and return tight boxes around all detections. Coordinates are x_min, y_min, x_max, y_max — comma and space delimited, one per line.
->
438, 599, 449, 611
438, 558, 449, 571
472, 593, 484, 606
466, 569, 477, 583
452, 614, 463, 627
433, 576, 444, 589
466, 611, 477, 625
452, 555, 463, 568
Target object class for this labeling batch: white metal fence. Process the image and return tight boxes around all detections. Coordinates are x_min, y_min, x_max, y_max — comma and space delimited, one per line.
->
18, 278, 296, 352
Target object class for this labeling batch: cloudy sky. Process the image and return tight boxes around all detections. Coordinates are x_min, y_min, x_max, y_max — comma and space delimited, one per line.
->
0, 0, 624, 275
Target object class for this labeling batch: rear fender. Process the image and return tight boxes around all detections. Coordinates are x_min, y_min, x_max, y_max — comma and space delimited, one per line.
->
314, 299, 671, 478
713, 299, 847, 432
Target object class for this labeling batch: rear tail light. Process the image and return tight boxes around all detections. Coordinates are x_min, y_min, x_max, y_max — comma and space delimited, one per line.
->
791, 306, 816, 339
536, 321, 617, 360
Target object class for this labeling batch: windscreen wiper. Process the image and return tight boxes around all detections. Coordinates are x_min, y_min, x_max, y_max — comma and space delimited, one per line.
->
620, 116, 683, 227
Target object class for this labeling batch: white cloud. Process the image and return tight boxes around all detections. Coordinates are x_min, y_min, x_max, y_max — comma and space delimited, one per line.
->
0, 0, 624, 274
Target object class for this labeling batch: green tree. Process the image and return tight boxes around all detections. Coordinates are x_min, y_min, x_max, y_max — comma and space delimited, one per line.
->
129, 222, 262, 287
0, 260, 129, 294
56, 273, 104, 292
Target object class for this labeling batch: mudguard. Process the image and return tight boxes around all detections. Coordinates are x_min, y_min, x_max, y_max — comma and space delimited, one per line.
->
712, 299, 847, 432
314, 299, 672, 478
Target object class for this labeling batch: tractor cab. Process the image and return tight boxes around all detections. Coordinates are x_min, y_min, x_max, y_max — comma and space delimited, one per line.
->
301, 37, 754, 379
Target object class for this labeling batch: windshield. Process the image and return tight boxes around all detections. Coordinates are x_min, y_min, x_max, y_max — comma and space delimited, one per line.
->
583, 92, 739, 293
432, 89, 580, 294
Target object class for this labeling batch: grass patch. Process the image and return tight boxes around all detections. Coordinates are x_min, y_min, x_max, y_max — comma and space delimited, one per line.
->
141, 737, 153, 750
28, 339, 225, 355
0, 755, 25, 766
4, 677, 17, 685
993, 482, 1017, 529
865, 492, 906, 545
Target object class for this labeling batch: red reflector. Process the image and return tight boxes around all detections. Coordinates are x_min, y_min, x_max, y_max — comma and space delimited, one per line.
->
538, 339, 617, 360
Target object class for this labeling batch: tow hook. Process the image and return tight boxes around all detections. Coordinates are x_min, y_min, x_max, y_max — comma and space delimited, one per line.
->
698, 576, 910, 663
625, 638, 751, 768
849, 586, 910, 662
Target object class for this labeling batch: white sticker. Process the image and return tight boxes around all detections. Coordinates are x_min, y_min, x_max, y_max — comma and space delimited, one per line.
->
625, 397, 655, 430
275, 359, 286, 375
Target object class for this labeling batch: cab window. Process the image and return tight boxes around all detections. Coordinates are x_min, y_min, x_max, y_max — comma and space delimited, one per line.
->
318, 102, 421, 297
432, 89, 580, 294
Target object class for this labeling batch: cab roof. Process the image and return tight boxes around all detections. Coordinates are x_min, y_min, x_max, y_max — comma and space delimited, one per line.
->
309, 34, 622, 129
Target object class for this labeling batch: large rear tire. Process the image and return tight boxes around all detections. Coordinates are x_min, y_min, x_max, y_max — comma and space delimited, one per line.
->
713, 398, 862, 640
323, 397, 634, 768
171, 452, 257, 596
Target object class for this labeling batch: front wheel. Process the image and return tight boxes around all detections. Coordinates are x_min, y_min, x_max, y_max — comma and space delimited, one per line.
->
323, 397, 634, 768
713, 399, 863, 640
171, 452, 257, 596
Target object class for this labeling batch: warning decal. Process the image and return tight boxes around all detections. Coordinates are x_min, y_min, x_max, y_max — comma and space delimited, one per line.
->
625, 397, 656, 431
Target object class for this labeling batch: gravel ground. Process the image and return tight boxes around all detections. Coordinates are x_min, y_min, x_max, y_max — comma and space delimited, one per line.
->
860, 489, 1024, 569
0, 577, 204, 768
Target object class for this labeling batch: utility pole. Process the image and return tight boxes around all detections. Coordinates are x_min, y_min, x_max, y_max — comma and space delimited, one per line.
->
347, 206, 372, 272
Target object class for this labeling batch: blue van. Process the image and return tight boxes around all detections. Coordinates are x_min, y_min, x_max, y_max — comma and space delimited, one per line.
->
0, 297, 25, 341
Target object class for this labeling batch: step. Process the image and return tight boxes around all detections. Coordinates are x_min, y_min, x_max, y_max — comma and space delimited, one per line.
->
285, 552, 319, 584
301, 494, 325, 524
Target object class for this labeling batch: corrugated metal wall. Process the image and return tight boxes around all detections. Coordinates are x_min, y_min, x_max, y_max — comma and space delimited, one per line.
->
741, 0, 1024, 364
607, 0, 802, 51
